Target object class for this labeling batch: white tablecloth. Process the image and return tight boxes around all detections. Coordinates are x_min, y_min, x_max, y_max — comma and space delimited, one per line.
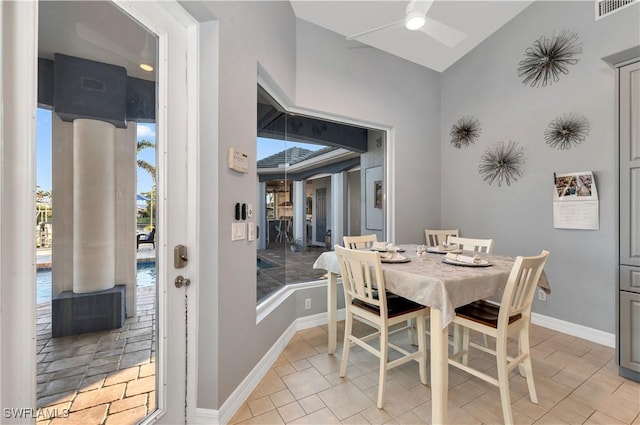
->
313, 244, 550, 328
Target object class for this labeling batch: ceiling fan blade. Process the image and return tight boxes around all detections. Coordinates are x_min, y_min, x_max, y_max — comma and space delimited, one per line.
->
76, 22, 141, 65
346, 19, 404, 41
420, 17, 466, 47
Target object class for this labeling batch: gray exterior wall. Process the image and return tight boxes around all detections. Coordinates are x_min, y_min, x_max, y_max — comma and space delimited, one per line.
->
440, 1, 640, 332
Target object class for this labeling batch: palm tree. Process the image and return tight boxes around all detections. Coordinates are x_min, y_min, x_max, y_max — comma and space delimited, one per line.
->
137, 139, 156, 182
137, 140, 156, 228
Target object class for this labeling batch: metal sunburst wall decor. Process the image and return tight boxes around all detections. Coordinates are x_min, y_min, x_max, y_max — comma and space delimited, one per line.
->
517, 30, 582, 88
544, 113, 590, 150
450, 116, 481, 149
479, 141, 526, 187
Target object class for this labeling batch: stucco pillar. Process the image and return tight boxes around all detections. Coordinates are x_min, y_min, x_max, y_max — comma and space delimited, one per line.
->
331, 172, 347, 248
292, 180, 305, 246
72, 119, 115, 293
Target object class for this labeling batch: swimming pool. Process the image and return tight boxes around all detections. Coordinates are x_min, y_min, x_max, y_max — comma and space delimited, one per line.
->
36, 263, 156, 304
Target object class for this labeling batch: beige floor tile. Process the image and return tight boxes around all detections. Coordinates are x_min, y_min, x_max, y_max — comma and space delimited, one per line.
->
248, 396, 276, 417
298, 394, 326, 414
284, 340, 320, 363
282, 367, 332, 400
249, 369, 287, 401
275, 363, 298, 377
237, 409, 284, 425
307, 352, 342, 376
270, 389, 296, 408
317, 382, 375, 420
584, 411, 626, 424
291, 358, 313, 371
359, 405, 393, 425
277, 401, 306, 423
288, 407, 342, 424
533, 412, 570, 424
547, 397, 592, 424
229, 403, 253, 424
341, 412, 371, 424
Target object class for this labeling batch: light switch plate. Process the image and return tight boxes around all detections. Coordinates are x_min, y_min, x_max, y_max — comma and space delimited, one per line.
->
247, 203, 253, 218
248, 222, 255, 241
232, 222, 246, 241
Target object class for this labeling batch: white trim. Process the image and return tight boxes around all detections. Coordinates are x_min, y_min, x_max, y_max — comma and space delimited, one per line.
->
532, 313, 615, 348
195, 309, 346, 424
257, 279, 328, 323
256, 71, 396, 243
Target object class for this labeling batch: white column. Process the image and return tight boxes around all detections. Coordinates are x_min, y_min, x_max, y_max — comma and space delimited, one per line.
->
257, 181, 266, 249
331, 172, 346, 248
73, 119, 116, 293
115, 124, 137, 317
293, 180, 305, 245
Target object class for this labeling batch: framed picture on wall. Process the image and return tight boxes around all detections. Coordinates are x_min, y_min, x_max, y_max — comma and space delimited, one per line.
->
365, 166, 383, 230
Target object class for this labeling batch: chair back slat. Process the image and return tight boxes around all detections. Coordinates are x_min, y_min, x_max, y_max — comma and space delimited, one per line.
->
336, 245, 384, 310
448, 236, 494, 253
343, 234, 378, 249
424, 229, 459, 247
498, 251, 549, 327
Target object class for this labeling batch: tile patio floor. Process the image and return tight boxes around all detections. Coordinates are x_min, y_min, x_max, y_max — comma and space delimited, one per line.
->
36, 247, 156, 425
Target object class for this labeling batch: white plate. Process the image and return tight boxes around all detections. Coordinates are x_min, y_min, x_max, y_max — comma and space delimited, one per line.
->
426, 246, 462, 254
381, 256, 411, 263
371, 247, 405, 253
442, 258, 492, 267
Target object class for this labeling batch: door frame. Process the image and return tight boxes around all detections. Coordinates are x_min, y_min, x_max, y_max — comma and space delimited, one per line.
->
0, 1, 201, 422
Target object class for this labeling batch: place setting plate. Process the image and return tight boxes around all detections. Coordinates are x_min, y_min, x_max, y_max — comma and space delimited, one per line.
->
426, 246, 462, 254
442, 258, 492, 267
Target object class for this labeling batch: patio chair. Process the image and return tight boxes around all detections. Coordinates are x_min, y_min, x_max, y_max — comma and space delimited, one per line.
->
137, 227, 156, 249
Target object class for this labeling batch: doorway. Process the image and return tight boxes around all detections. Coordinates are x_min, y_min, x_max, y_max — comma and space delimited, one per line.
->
0, 2, 200, 423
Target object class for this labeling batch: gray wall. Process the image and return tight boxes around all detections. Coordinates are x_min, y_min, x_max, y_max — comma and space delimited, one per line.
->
440, 1, 640, 332
295, 19, 443, 244
196, 1, 298, 409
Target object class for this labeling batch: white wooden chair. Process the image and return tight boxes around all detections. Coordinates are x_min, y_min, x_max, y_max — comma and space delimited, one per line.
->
448, 250, 550, 425
343, 234, 377, 249
424, 229, 459, 247
334, 245, 428, 409
448, 236, 494, 253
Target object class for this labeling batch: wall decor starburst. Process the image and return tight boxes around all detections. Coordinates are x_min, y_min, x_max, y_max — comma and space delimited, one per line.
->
517, 30, 582, 88
450, 116, 481, 149
544, 113, 590, 150
479, 141, 526, 187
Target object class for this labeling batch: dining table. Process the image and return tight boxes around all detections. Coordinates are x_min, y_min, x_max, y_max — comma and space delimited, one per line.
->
313, 244, 550, 425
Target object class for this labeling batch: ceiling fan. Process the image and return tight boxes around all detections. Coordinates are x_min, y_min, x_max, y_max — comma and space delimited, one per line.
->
346, 0, 466, 48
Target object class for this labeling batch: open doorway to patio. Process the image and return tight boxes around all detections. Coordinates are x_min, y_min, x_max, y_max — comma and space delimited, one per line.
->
35, 2, 158, 423
256, 84, 387, 303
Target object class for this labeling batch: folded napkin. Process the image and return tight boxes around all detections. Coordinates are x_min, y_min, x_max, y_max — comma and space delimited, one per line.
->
437, 244, 457, 251
445, 252, 482, 264
379, 252, 407, 262
372, 241, 388, 251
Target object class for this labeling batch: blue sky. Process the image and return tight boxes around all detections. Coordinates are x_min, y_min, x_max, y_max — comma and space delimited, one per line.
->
36, 109, 156, 195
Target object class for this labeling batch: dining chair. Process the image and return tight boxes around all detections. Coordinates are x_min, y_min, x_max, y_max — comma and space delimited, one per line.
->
448, 250, 550, 425
274, 220, 285, 243
343, 234, 378, 249
424, 228, 459, 247
334, 245, 428, 409
448, 235, 494, 253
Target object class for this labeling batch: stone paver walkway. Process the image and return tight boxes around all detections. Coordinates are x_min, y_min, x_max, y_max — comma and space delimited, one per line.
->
36, 247, 156, 425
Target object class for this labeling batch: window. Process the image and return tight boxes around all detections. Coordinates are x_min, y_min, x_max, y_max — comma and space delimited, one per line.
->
256, 85, 386, 304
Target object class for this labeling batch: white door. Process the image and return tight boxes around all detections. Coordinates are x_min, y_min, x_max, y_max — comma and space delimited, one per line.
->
0, 1, 199, 423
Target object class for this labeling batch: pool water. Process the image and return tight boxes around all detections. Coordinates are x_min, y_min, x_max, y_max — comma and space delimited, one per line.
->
36, 263, 156, 304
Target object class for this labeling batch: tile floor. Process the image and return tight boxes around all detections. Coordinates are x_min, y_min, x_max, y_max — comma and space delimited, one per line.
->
35, 247, 156, 425
229, 320, 640, 424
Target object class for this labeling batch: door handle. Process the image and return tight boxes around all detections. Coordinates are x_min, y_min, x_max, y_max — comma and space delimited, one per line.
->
174, 275, 191, 288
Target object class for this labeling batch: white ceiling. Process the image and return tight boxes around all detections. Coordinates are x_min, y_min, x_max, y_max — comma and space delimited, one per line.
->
38, 1, 156, 81
290, 1, 534, 72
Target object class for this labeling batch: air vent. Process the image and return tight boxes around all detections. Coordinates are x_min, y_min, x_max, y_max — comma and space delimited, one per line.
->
596, 0, 636, 19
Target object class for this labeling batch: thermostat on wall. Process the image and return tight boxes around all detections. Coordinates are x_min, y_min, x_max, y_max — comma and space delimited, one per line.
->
228, 148, 249, 173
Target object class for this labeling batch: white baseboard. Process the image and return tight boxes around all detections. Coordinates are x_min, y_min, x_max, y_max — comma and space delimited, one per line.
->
531, 312, 615, 348
194, 309, 345, 424
195, 310, 613, 423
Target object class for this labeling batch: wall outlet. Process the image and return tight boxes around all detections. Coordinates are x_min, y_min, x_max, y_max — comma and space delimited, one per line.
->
304, 298, 311, 310
537, 288, 547, 301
